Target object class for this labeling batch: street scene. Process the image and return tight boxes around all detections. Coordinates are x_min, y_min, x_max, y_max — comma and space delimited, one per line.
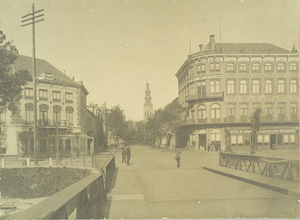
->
0, 0, 299, 219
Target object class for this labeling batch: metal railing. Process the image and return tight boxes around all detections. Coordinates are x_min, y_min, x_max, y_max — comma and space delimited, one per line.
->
4, 155, 116, 219
219, 152, 299, 183
37, 119, 71, 127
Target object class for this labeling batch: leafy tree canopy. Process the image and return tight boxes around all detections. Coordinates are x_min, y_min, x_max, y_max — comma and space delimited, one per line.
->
0, 30, 32, 111
106, 105, 127, 139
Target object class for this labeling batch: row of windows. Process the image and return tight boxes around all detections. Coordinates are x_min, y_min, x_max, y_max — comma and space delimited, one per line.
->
227, 79, 297, 94
180, 79, 298, 96
25, 109, 73, 124
231, 134, 296, 146
25, 88, 74, 101
225, 62, 297, 72
192, 103, 298, 119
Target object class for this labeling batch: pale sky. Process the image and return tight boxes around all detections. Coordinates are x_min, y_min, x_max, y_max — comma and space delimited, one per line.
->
1, 0, 299, 121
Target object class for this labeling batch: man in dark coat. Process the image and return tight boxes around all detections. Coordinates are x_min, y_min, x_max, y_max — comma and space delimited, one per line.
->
122, 148, 126, 163
175, 151, 181, 168
126, 147, 131, 165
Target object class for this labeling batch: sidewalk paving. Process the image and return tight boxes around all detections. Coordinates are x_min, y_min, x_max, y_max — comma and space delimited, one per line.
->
203, 165, 300, 199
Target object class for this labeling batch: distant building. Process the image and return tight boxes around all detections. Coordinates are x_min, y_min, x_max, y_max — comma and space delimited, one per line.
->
175, 35, 299, 151
0, 55, 102, 158
143, 82, 153, 121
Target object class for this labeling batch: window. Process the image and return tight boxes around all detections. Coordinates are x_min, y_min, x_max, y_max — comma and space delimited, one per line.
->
238, 135, 243, 145
290, 135, 295, 144
25, 88, 33, 97
227, 80, 234, 94
265, 63, 272, 71
211, 129, 221, 145
265, 80, 272, 94
266, 103, 273, 115
53, 111, 61, 122
252, 63, 259, 71
201, 64, 206, 72
53, 91, 61, 100
25, 109, 33, 122
211, 104, 220, 119
39, 90, 48, 98
228, 104, 235, 115
231, 135, 237, 146
290, 80, 297, 93
210, 63, 214, 72
277, 63, 284, 71
226, 63, 234, 71
278, 80, 285, 93
45, 73, 53, 80
264, 135, 270, 145
198, 105, 206, 119
66, 112, 73, 124
291, 103, 297, 114
278, 103, 285, 114
258, 135, 264, 145
283, 135, 289, 145
197, 65, 201, 72
210, 80, 220, 93
253, 103, 260, 112
290, 63, 297, 71
253, 80, 260, 94
215, 63, 220, 71
240, 80, 247, 94
239, 63, 247, 71
66, 93, 73, 101
241, 104, 247, 116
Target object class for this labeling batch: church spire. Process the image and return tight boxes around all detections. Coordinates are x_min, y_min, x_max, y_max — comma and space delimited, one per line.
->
144, 82, 153, 121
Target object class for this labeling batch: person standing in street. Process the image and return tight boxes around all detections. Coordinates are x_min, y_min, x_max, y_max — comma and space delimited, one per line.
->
175, 151, 181, 168
126, 147, 131, 165
122, 148, 126, 163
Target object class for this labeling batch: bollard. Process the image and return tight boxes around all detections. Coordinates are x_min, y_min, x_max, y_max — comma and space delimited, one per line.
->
27, 158, 30, 167
49, 157, 53, 167
1, 158, 5, 168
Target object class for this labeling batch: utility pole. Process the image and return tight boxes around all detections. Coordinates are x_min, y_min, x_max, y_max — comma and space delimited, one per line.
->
21, 4, 44, 165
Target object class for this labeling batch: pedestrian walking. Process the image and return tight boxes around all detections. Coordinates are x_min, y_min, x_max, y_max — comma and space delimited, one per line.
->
126, 147, 131, 165
207, 142, 211, 151
122, 148, 126, 163
175, 151, 181, 168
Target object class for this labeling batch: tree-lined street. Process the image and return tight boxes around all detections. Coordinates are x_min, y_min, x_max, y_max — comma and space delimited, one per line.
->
102, 146, 299, 218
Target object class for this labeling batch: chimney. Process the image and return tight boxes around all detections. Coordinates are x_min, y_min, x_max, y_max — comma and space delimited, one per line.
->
199, 44, 203, 51
210, 35, 215, 52
292, 43, 297, 52
72, 76, 75, 81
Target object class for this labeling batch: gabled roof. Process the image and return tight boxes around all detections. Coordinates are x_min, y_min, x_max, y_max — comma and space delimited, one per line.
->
203, 43, 295, 54
14, 55, 74, 83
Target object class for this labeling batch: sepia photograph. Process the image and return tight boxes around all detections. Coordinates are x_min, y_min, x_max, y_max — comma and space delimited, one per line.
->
0, 0, 299, 219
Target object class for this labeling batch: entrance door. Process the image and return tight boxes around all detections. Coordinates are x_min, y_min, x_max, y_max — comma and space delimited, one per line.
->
199, 134, 206, 150
270, 134, 276, 150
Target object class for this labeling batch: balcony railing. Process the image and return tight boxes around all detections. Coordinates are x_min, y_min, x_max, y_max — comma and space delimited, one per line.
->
37, 120, 71, 127
185, 92, 224, 102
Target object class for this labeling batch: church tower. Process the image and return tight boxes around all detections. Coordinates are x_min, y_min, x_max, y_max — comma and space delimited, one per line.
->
143, 82, 153, 121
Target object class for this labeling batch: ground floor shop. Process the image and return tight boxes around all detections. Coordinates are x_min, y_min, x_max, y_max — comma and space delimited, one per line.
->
175, 125, 299, 152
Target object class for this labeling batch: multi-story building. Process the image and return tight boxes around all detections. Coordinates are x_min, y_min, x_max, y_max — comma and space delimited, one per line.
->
143, 82, 153, 121
0, 55, 97, 158
175, 35, 299, 151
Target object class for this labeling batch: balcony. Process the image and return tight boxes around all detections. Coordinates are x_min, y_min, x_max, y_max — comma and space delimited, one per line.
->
37, 120, 71, 127
185, 92, 224, 103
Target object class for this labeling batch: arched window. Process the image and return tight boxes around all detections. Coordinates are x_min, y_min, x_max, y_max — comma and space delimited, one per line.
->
264, 63, 272, 71
252, 63, 259, 71
226, 63, 234, 71
39, 104, 49, 126
211, 129, 221, 146
228, 104, 235, 122
277, 63, 285, 71
240, 104, 247, 122
25, 103, 33, 122
198, 105, 206, 120
210, 104, 220, 122
227, 80, 234, 94
290, 63, 297, 71
291, 103, 298, 121
66, 106, 74, 125
290, 79, 297, 93
278, 80, 285, 93
266, 103, 273, 121
240, 80, 247, 94
252, 80, 260, 94
53, 105, 62, 124
265, 80, 272, 93
278, 103, 285, 121
239, 63, 247, 71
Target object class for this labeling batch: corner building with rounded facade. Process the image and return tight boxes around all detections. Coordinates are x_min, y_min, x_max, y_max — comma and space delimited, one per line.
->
175, 35, 299, 151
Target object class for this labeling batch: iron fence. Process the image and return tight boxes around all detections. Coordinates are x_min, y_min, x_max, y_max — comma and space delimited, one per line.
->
219, 152, 299, 183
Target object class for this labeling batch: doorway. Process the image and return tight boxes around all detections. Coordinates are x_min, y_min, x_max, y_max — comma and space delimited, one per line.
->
199, 134, 206, 150
270, 134, 276, 150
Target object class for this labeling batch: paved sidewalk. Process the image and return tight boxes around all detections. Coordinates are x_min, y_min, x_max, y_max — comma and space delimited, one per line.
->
203, 165, 300, 198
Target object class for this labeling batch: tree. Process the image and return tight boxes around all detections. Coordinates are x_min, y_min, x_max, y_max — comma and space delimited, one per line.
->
106, 105, 127, 145
249, 108, 263, 153
0, 30, 31, 111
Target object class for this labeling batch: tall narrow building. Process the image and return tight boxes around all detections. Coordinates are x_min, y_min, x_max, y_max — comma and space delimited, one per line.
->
143, 82, 153, 121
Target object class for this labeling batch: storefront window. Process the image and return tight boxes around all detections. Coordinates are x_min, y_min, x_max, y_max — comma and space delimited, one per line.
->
231, 135, 237, 146
264, 135, 270, 145
290, 135, 295, 144
238, 135, 243, 146
283, 135, 289, 145
258, 135, 263, 145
